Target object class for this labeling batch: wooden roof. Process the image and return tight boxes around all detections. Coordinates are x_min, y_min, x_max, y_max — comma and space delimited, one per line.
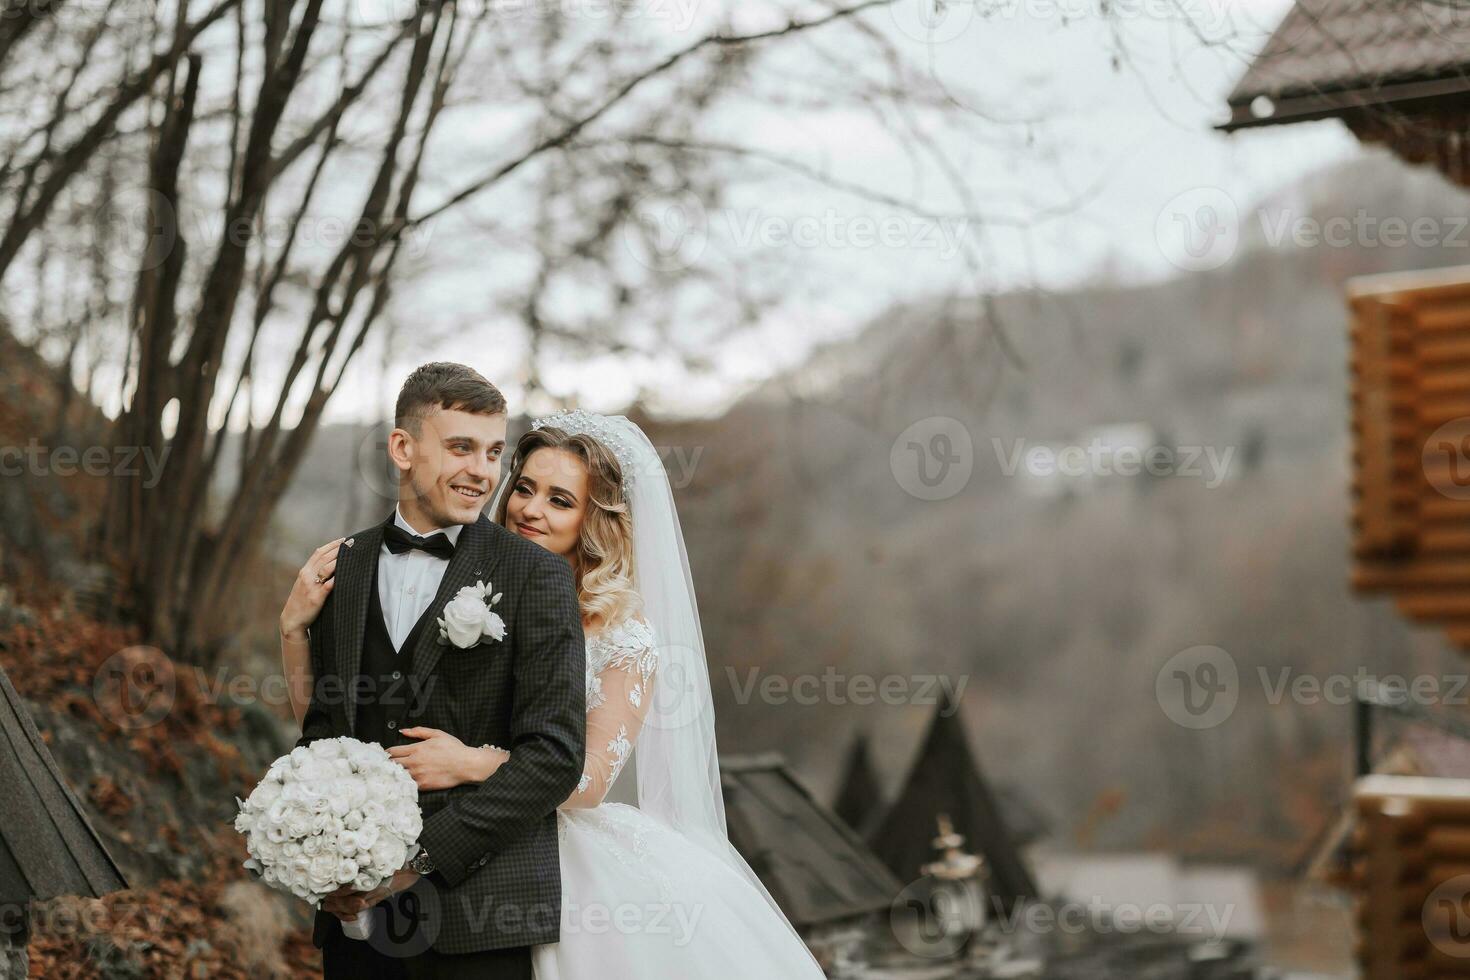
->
0, 665, 127, 903
867, 695, 1039, 913
1221, 0, 1470, 131
832, 734, 884, 838
1348, 264, 1470, 649
720, 752, 902, 928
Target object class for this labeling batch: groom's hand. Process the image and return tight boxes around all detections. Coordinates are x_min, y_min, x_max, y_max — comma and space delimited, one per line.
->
320, 869, 422, 921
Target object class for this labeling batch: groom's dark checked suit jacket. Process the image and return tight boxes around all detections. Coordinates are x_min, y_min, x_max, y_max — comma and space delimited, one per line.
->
297, 511, 586, 955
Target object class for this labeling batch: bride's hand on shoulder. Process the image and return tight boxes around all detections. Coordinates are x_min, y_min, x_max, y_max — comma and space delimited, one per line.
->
280, 537, 345, 638
392, 727, 511, 790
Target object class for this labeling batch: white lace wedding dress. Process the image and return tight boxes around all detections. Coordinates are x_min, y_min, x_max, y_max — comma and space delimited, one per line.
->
532, 617, 827, 979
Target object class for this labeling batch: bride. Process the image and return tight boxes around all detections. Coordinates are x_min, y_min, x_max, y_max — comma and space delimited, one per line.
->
280, 410, 826, 978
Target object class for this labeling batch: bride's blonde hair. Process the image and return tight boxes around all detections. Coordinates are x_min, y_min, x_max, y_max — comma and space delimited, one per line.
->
494, 426, 640, 627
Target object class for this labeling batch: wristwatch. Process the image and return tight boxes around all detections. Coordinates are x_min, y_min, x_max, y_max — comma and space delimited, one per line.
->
409, 847, 435, 876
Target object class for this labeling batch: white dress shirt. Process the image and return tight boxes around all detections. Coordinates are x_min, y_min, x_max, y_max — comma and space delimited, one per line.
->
378, 504, 465, 652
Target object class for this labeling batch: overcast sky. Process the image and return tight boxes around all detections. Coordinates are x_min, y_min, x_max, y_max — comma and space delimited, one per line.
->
324, 0, 1360, 420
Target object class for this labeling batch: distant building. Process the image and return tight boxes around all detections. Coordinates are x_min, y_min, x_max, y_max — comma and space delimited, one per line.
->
1224, 8, 1470, 974
832, 733, 884, 838
1220, 0, 1470, 186
1032, 851, 1266, 943
867, 694, 1040, 916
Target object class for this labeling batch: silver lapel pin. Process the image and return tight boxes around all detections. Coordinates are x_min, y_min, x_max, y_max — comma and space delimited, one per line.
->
345, 537, 355, 548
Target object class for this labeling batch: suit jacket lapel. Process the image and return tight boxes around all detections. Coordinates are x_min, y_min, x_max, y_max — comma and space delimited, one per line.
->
334, 520, 385, 736
410, 513, 506, 687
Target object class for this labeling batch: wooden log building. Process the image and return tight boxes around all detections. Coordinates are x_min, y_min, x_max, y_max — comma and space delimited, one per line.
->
1224, 2, 1470, 975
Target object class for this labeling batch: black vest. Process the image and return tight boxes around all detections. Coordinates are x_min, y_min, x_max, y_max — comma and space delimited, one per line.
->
354, 557, 437, 749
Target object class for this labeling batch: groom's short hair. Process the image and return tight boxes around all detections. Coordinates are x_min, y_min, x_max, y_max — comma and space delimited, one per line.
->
395, 362, 507, 436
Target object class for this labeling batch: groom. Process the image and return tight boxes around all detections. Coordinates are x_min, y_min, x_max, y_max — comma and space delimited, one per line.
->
296, 362, 586, 979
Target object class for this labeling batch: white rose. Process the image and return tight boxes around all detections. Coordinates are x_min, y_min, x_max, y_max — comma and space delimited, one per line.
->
289, 746, 312, 768
250, 780, 283, 808
441, 592, 488, 647
337, 857, 360, 881
388, 803, 421, 839
346, 743, 382, 770
307, 853, 339, 890
341, 780, 368, 810
482, 610, 507, 642
369, 837, 407, 873
312, 740, 345, 761
283, 807, 314, 838
328, 790, 352, 817
353, 823, 380, 851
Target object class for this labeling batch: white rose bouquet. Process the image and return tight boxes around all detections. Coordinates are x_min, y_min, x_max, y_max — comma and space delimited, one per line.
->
235, 736, 422, 941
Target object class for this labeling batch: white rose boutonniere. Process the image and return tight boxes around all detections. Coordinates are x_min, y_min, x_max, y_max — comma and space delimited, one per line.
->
436, 580, 506, 649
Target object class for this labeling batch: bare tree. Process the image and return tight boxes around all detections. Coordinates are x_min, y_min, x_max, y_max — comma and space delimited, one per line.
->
0, 0, 1030, 662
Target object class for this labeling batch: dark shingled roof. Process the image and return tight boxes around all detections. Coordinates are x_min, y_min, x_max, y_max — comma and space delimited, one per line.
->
868, 694, 1038, 914
0, 665, 128, 904
832, 734, 884, 838
1221, 0, 1470, 130
721, 752, 902, 928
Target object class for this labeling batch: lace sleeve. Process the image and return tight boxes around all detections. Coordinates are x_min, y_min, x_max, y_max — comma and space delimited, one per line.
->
562, 619, 658, 809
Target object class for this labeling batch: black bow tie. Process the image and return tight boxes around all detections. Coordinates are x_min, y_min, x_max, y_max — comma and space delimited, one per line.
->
384, 521, 457, 560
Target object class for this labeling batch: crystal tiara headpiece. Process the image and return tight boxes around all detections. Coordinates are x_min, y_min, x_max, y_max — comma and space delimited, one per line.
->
530, 409, 640, 487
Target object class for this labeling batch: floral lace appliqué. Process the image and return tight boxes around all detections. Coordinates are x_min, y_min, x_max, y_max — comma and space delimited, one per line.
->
606, 723, 631, 783
582, 617, 659, 712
